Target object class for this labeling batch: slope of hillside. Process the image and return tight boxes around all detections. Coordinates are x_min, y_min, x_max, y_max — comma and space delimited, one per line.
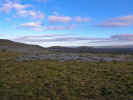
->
0, 39, 133, 54
0, 39, 46, 53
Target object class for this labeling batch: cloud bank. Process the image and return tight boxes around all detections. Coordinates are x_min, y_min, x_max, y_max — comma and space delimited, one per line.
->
12, 33, 133, 47
96, 15, 133, 27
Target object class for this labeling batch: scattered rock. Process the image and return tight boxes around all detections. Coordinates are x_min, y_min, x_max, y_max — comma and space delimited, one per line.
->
15, 53, 130, 62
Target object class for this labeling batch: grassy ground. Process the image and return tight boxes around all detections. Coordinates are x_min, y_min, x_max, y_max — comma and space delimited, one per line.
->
0, 52, 133, 100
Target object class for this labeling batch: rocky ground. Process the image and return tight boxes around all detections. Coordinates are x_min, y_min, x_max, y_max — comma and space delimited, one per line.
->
15, 53, 131, 62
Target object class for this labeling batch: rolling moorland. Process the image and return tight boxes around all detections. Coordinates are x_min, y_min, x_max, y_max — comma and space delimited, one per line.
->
0, 39, 133, 100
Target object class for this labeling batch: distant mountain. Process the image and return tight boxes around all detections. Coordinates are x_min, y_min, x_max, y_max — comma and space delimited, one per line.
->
0, 39, 133, 54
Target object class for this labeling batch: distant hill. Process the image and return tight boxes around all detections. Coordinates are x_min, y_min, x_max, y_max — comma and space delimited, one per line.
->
0, 39, 133, 54
94, 45, 133, 49
0, 39, 46, 53
47, 46, 133, 54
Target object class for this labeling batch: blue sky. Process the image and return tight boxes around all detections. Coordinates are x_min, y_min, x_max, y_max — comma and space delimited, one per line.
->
0, 0, 133, 47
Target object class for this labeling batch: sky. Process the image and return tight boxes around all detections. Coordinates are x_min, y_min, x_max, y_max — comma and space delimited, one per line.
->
0, 0, 133, 47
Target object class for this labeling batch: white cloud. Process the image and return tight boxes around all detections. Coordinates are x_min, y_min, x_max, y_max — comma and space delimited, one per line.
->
20, 22, 44, 31
96, 15, 133, 27
112, 15, 133, 22
12, 32, 133, 47
96, 22, 130, 27
13, 3, 31, 10
75, 16, 91, 23
0, 1, 30, 13
48, 15, 92, 23
48, 16, 72, 23
0, 1, 44, 20
21, 22, 42, 27
13, 34, 98, 47
17, 10, 44, 19
46, 24, 76, 30
111, 34, 133, 41
20, 22, 76, 31
0, 1, 13, 13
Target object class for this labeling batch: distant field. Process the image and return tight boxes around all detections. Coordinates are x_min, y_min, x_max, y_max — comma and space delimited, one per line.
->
0, 52, 133, 100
